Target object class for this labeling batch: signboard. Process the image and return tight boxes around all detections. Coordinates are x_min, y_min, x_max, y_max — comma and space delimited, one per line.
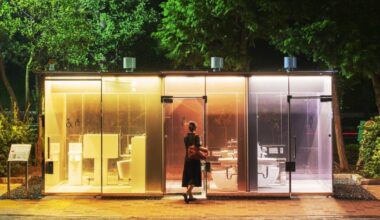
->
7, 144, 32, 162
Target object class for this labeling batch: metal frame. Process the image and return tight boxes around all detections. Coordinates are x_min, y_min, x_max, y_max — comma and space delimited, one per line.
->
8, 161, 28, 198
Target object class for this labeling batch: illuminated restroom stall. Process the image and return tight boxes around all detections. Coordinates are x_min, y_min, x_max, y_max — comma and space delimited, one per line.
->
206, 76, 246, 192
101, 77, 162, 194
248, 75, 332, 194
289, 76, 332, 193
44, 78, 102, 193
44, 76, 162, 194
163, 75, 246, 193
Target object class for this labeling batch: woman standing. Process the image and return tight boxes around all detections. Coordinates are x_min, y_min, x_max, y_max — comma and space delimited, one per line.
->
182, 121, 202, 203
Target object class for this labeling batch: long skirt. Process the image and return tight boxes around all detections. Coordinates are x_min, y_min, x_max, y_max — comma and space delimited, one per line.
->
182, 158, 202, 187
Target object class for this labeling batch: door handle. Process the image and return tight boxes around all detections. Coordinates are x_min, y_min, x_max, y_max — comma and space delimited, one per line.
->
293, 136, 297, 160
47, 137, 50, 160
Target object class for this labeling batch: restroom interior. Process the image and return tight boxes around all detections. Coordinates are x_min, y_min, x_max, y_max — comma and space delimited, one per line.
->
43, 73, 332, 195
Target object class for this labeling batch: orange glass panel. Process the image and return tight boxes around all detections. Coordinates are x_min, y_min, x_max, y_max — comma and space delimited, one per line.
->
206, 77, 246, 192
165, 76, 205, 97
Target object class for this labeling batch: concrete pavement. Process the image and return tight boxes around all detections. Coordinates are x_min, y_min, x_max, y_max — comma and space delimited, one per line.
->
0, 196, 379, 219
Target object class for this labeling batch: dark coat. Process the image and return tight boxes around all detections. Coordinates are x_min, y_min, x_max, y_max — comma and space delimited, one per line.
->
182, 132, 202, 187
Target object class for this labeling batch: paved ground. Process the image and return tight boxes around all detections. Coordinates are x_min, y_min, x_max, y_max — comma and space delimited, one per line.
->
0, 184, 21, 195
362, 185, 380, 200
0, 196, 379, 219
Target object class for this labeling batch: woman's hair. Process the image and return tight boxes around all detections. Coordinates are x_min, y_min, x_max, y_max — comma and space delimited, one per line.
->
188, 121, 197, 132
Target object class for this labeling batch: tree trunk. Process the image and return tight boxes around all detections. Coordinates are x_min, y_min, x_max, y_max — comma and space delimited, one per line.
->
25, 50, 34, 110
332, 75, 349, 171
35, 76, 43, 174
371, 73, 380, 114
0, 53, 19, 113
239, 24, 250, 71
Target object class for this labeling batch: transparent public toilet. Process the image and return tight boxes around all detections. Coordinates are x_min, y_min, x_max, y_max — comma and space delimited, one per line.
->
42, 71, 333, 197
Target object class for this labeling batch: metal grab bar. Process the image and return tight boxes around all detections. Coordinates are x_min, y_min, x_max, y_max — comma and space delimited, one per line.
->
258, 166, 269, 179
293, 136, 297, 160
225, 166, 238, 180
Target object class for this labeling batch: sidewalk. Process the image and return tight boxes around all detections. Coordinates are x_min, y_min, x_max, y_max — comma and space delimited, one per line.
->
362, 185, 380, 200
0, 196, 379, 219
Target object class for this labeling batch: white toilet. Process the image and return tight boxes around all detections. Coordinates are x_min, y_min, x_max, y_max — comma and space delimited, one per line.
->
212, 166, 237, 190
117, 159, 131, 180
258, 159, 280, 187
257, 144, 280, 187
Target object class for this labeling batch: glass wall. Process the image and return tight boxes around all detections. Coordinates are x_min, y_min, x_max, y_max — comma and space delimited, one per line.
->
45, 76, 162, 194
44, 74, 332, 195
101, 77, 162, 193
289, 76, 332, 193
206, 77, 246, 192
249, 76, 289, 193
45, 78, 102, 193
249, 75, 332, 194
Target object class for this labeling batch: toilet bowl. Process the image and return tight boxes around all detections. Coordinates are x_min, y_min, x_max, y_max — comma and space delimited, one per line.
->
257, 158, 280, 187
117, 159, 131, 180
211, 167, 237, 190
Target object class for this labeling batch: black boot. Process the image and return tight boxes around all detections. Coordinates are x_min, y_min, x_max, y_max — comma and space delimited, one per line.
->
183, 194, 189, 204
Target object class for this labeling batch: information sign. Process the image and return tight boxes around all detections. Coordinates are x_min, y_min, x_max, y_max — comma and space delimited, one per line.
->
7, 144, 32, 162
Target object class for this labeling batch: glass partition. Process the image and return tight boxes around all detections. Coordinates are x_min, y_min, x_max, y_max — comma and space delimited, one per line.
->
206, 77, 246, 192
289, 76, 332, 193
102, 77, 162, 193
45, 79, 102, 193
249, 76, 289, 193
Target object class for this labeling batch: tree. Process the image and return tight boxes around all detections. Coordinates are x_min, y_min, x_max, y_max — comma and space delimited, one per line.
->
154, 0, 263, 70
257, 0, 380, 113
155, 0, 354, 170
1, 0, 157, 171
0, 0, 157, 109
256, 0, 380, 171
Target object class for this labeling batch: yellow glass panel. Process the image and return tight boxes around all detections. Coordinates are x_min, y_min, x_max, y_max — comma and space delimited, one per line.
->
44, 80, 101, 193
101, 76, 162, 194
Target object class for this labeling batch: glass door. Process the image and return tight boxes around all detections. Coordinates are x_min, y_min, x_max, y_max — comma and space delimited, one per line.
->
288, 76, 333, 194
288, 96, 333, 194
163, 97, 206, 194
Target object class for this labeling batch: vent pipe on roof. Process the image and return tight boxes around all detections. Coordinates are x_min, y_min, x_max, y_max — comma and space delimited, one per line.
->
123, 57, 136, 72
211, 57, 223, 72
284, 56, 297, 71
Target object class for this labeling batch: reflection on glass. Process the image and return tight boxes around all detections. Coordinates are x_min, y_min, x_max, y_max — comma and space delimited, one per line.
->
206, 77, 245, 192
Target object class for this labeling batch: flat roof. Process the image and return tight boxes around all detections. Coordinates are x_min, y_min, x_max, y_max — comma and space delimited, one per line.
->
36, 70, 336, 77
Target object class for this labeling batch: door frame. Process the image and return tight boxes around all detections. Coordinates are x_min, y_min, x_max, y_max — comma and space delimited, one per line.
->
161, 95, 207, 194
